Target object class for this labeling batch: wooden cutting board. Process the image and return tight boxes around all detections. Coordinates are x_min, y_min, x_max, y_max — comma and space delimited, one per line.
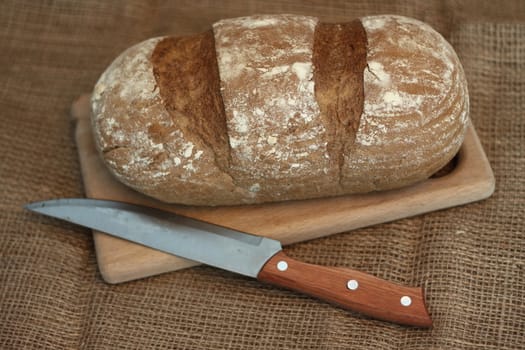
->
72, 94, 495, 284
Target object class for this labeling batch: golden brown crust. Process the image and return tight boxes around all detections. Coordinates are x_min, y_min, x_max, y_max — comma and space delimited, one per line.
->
341, 15, 469, 192
213, 14, 337, 202
90, 37, 245, 205
150, 32, 230, 171
91, 14, 469, 206
312, 20, 367, 186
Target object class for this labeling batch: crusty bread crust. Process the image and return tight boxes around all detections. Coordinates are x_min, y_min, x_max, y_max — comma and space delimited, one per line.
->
343, 15, 469, 191
313, 20, 367, 191
91, 14, 469, 206
214, 14, 334, 201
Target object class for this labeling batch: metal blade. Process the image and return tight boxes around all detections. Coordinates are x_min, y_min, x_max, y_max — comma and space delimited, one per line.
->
25, 199, 282, 277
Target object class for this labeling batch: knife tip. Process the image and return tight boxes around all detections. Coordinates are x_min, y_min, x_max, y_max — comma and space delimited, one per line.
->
24, 200, 50, 213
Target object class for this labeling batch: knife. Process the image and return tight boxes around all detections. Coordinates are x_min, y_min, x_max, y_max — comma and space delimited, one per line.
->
25, 198, 432, 327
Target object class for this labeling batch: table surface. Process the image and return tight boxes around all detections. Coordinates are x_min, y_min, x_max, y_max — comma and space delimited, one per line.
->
1, 2, 524, 349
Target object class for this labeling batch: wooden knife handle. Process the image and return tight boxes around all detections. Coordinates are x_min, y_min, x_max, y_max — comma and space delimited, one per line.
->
257, 251, 432, 327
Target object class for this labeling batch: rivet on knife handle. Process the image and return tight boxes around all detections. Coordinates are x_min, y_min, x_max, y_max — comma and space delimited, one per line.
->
257, 251, 432, 327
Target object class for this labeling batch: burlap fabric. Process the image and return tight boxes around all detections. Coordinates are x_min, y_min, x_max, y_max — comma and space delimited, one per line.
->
1, 1, 524, 349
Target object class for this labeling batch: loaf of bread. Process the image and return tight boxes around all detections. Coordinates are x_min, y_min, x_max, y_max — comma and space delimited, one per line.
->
91, 14, 469, 206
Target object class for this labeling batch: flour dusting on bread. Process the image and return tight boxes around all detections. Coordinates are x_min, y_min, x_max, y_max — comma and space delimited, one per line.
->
213, 14, 333, 194
91, 14, 469, 205
342, 15, 468, 190
91, 38, 211, 190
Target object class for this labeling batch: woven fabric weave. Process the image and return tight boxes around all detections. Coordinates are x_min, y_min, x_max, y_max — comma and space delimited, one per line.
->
1, 1, 523, 349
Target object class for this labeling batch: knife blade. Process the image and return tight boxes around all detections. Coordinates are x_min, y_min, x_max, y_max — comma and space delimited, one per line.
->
25, 198, 432, 327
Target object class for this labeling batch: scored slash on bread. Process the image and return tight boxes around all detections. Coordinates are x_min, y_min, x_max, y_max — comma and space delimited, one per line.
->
91, 14, 469, 206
